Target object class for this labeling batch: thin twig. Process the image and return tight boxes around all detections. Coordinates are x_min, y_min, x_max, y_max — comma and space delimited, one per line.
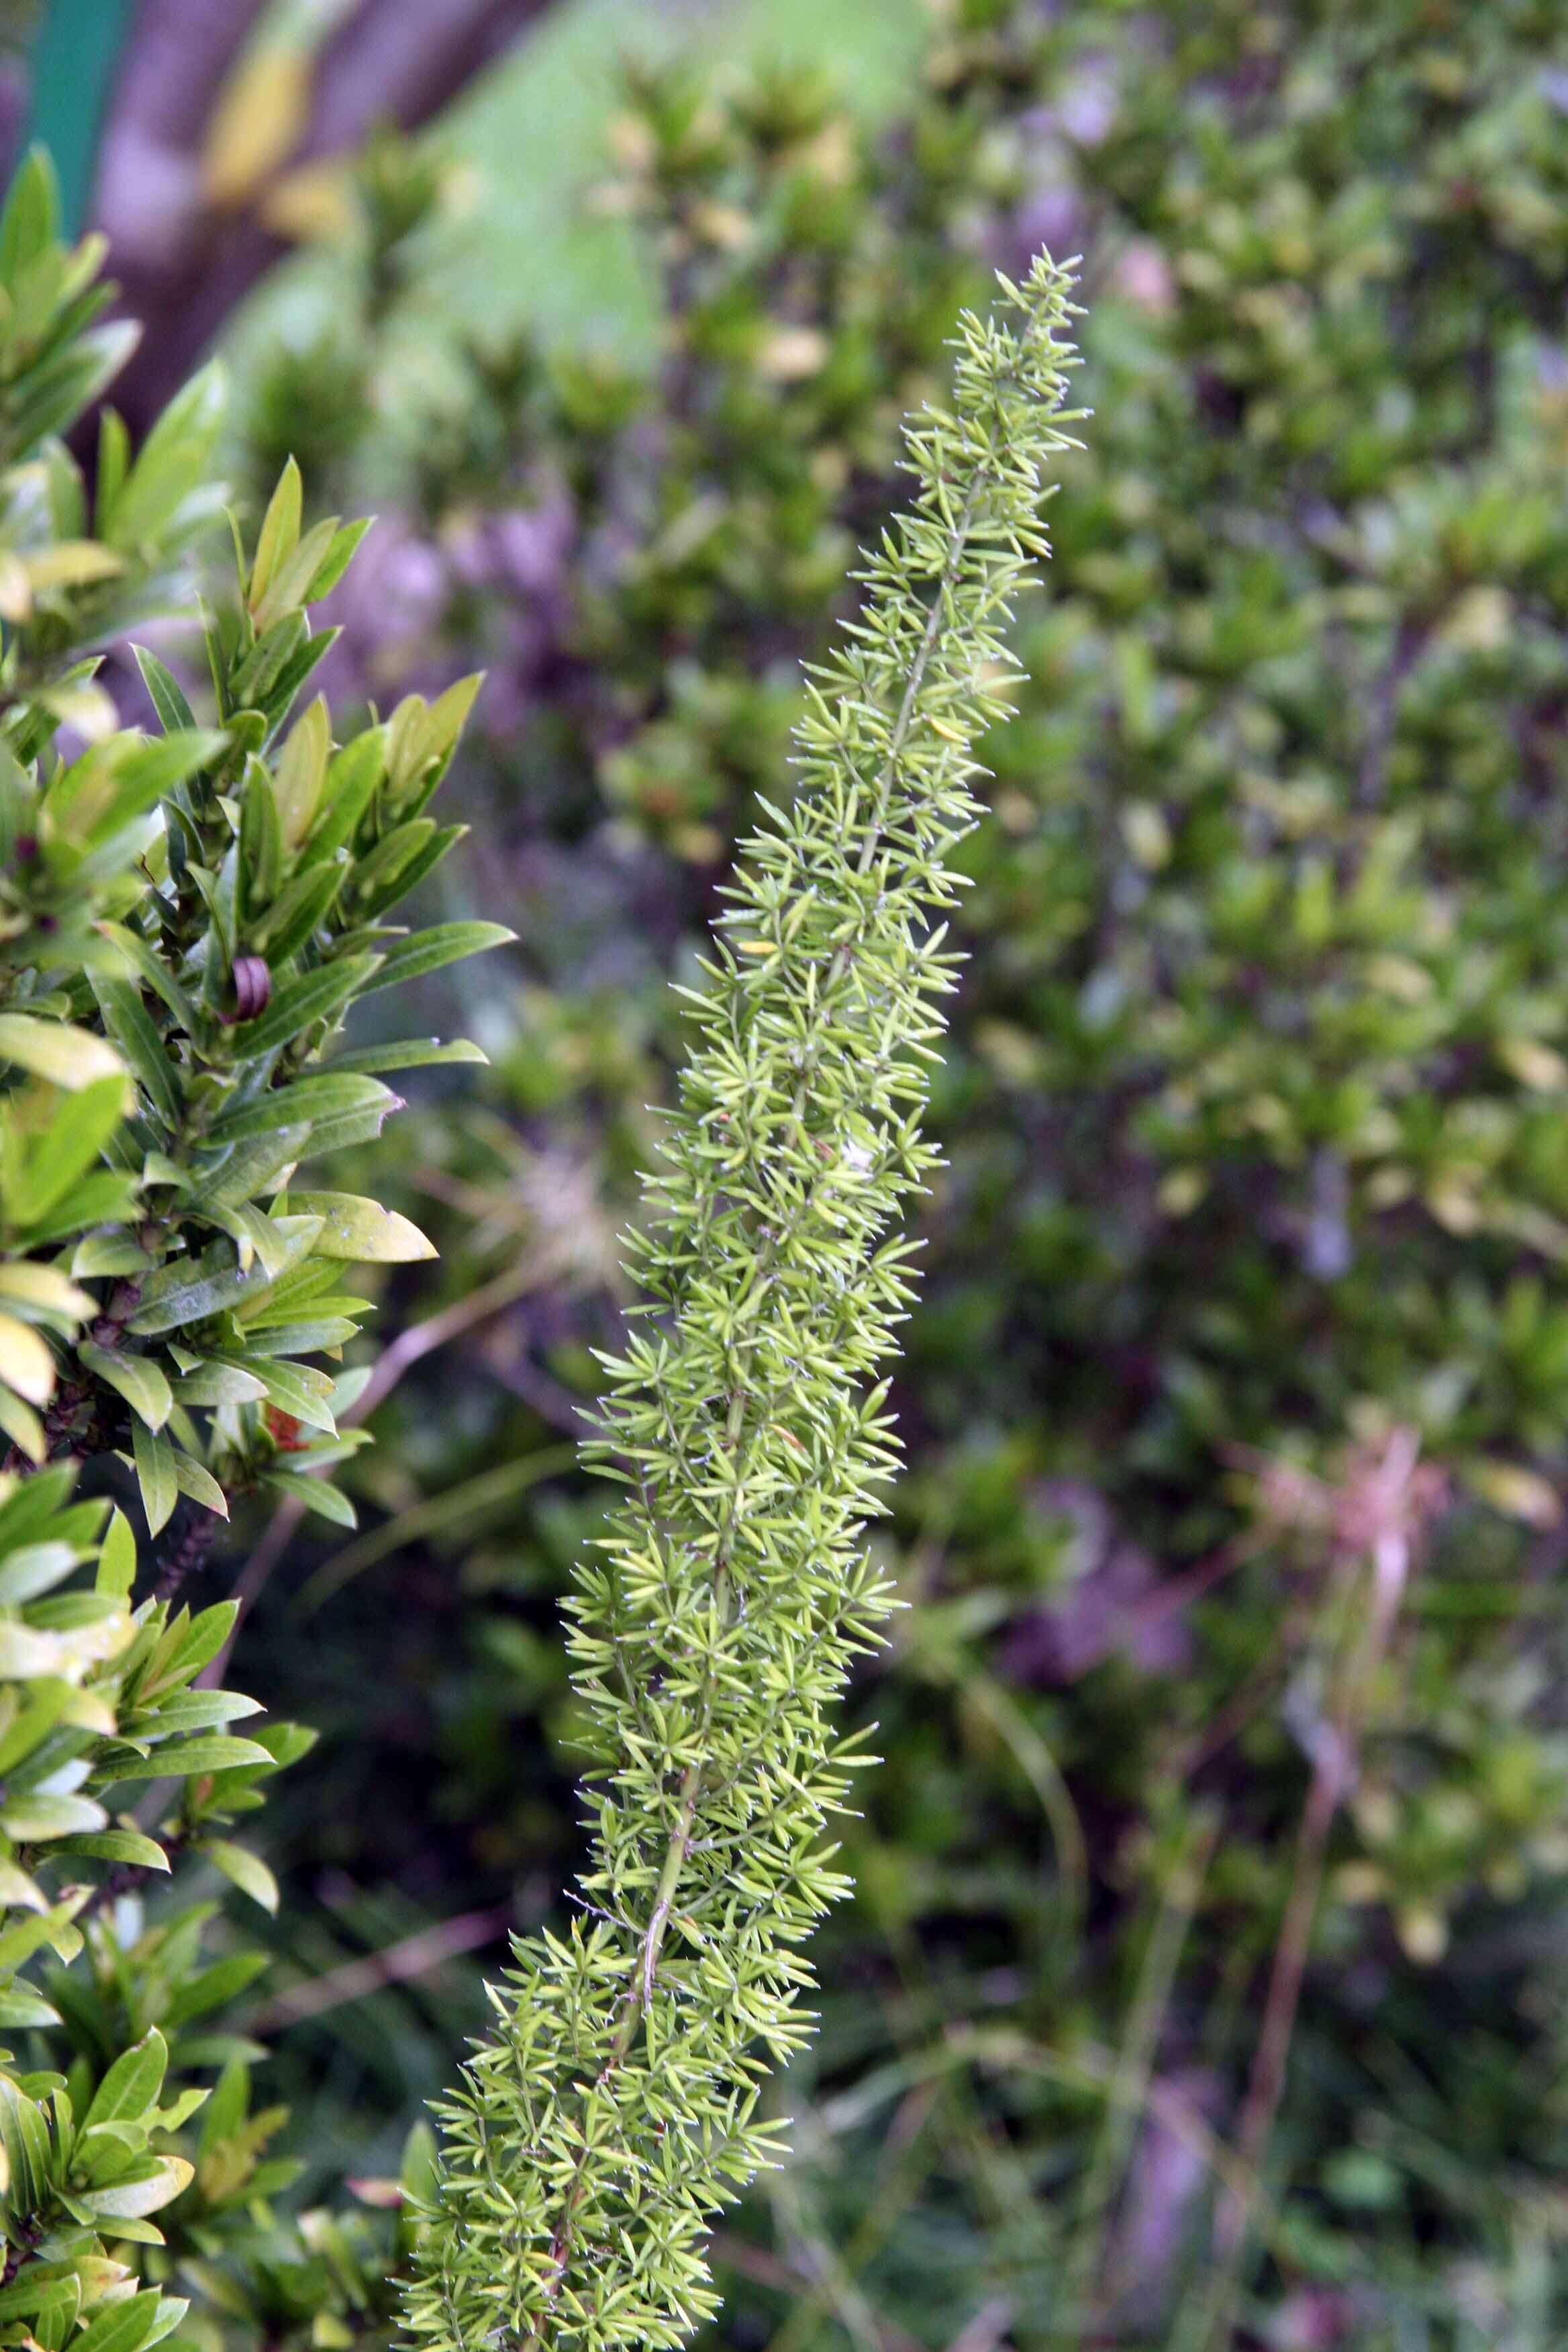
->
244, 1904, 511, 2034
944, 2299, 1015, 2352
712, 2235, 928, 2352
1197, 1429, 1426, 2350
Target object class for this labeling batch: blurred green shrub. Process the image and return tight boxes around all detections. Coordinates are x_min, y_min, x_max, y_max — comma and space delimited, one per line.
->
231, 3, 1568, 2347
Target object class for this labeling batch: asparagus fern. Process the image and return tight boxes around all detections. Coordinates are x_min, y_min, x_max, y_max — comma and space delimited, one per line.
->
407, 250, 1085, 2352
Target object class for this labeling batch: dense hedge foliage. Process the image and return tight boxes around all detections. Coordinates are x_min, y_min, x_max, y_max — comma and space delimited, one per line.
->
225, 4, 1568, 2347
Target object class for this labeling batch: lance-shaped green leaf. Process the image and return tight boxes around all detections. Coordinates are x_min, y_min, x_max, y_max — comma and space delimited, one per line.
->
0, 1012, 124, 1091
126, 1218, 322, 1334
79, 1340, 173, 1432
356, 922, 514, 994
285, 1191, 436, 1262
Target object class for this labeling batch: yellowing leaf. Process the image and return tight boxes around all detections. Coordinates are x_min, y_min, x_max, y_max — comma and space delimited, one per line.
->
271, 694, 331, 846
285, 1193, 437, 1263
1464, 1458, 1563, 1528
258, 160, 354, 243
0, 1261, 93, 1320
1158, 1166, 1209, 1216
0, 1310, 56, 1406
0, 1612, 132, 1680
1120, 799, 1172, 869
203, 48, 312, 208
0, 1014, 124, 1091
1496, 1036, 1568, 1093
1394, 1904, 1449, 1965
0, 1385, 44, 1463
755, 324, 829, 381
23, 540, 124, 593
35, 680, 119, 742
76, 2154, 193, 2220
0, 551, 31, 620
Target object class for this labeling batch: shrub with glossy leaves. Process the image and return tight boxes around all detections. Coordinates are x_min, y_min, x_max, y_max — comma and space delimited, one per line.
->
0, 149, 505, 2352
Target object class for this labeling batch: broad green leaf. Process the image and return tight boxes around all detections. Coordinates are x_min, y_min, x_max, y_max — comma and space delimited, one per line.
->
238, 751, 284, 920
23, 1167, 140, 1246
205, 1071, 394, 1146
202, 1839, 279, 1913
357, 921, 514, 995
45, 730, 228, 846
89, 975, 179, 1130
268, 692, 330, 849
96, 924, 201, 1037
85, 2029, 170, 2129
143, 1602, 238, 1697
324, 1036, 487, 1076
172, 1362, 267, 1408
0, 1986, 61, 2027
73, 1232, 157, 1281
52, 1830, 170, 1875
131, 1418, 177, 1536
136, 1687, 261, 1734
79, 1340, 173, 1432
170, 1451, 228, 1518
304, 513, 373, 602
127, 1218, 322, 1334
284, 1191, 436, 1263
0, 1538, 79, 1603
96, 1506, 136, 1599
23, 538, 123, 593
102, 358, 226, 551
0, 2266, 87, 2324
68, 2293, 168, 2352
74, 2157, 194, 2220
0, 1789, 109, 1839
260, 1468, 356, 1526
251, 513, 338, 633
0, 2072, 52, 2211
0, 1895, 87, 1973
0, 148, 59, 285
199, 1122, 309, 1210
0, 1012, 124, 1091
0, 1610, 130, 1677
300, 726, 386, 865
387, 673, 483, 791
244, 1353, 337, 1433
0, 1857, 48, 1912
244, 857, 343, 963
139, 1734, 272, 1778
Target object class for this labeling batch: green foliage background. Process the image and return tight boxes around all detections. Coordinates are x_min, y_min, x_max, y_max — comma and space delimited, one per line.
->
221, 2, 1568, 2345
